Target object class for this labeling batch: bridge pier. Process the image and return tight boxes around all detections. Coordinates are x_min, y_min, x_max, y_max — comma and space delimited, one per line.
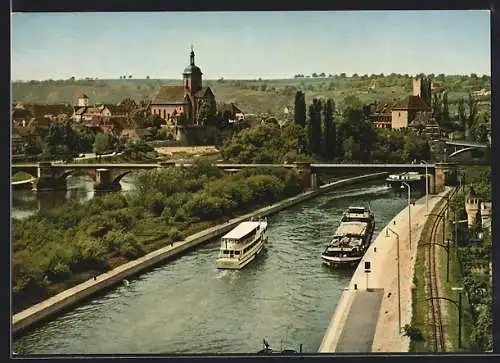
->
294, 162, 318, 190
33, 162, 66, 191
94, 168, 121, 191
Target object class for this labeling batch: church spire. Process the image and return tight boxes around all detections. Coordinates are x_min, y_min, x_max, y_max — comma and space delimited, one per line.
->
190, 44, 195, 66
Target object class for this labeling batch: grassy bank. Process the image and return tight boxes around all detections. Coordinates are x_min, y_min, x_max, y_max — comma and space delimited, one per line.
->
12, 171, 35, 183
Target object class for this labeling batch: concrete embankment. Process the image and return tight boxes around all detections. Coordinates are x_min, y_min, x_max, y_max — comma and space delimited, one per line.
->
319, 187, 453, 353
12, 172, 387, 337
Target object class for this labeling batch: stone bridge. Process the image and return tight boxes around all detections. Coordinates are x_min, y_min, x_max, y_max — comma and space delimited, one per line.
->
11, 161, 465, 193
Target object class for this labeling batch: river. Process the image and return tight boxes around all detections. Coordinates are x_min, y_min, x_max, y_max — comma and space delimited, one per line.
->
12, 178, 422, 355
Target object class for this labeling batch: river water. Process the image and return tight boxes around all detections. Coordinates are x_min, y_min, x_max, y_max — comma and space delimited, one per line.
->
12, 178, 422, 355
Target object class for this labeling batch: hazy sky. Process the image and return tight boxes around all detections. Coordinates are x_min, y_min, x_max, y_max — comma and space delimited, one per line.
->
11, 11, 491, 80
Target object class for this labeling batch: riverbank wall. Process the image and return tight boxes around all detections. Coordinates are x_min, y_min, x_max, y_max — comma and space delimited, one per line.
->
318, 187, 453, 353
12, 172, 388, 337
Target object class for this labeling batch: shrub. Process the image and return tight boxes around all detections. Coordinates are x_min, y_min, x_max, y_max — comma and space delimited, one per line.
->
402, 324, 425, 342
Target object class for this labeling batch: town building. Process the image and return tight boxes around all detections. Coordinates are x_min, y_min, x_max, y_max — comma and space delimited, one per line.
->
368, 76, 436, 132
465, 185, 492, 231
149, 47, 216, 127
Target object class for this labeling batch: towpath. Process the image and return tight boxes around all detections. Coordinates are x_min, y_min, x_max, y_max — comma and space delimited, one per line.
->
319, 187, 452, 353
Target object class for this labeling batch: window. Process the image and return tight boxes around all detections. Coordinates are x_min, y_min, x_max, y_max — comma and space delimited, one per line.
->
163, 109, 166, 119
398, 112, 401, 117
234, 251, 240, 255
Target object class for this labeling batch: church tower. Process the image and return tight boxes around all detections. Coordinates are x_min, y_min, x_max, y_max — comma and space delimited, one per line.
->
465, 185, 480, 228
182, 46, 203, 94
412, 76, 432, 107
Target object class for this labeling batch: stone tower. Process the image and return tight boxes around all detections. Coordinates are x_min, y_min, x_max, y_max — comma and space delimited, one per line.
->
412, 76, 432, 107
182, 46, 203, 94
77, 93, 89, 107
480, 201, 492, 231
465, 185, 480, 228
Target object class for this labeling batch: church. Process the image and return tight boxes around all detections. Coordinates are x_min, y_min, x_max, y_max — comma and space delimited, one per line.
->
149, 47, 216, 127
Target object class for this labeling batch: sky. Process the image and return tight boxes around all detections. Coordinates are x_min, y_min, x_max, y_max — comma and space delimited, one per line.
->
11, 11, 491, 80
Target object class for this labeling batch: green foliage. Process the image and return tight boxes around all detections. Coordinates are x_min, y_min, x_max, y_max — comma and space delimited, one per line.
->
220, 122, 308, 163
294, 90, 306, 128
93, 133, 111, 155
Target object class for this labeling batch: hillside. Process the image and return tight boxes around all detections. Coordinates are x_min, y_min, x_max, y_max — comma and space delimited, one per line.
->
11, 75, 490, 116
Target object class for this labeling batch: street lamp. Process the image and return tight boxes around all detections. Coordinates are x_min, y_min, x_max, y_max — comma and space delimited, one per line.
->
451, 287, 464, 348
420, 160, 429, 213
451, 213, 468, 245
386, 227, 401, 334
401, 181, 411, 251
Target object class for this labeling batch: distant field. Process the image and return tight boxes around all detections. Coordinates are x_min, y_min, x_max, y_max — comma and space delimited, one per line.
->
11, 76, 489, 116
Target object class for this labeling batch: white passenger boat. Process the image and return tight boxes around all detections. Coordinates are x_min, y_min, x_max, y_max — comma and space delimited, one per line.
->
216, 218, 268, 269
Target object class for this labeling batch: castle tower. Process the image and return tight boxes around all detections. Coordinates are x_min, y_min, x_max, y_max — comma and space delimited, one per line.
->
182, 46, 203, 94
77, 93, 89, 107
465, 185, 480, 228
480, 201, 492, 231
412, 76, 432, 107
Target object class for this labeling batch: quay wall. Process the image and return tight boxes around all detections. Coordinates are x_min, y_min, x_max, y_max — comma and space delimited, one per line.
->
13, 172, 388, 337
318, 187, 453, 353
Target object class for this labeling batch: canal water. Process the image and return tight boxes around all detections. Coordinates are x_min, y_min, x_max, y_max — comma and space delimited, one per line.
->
12, 179, 422, 355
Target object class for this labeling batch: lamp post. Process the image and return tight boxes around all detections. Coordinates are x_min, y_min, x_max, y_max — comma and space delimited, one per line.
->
386, 227, 401, 334
451, 215, 468, 245
420, 160, 429, 213
401, 181, 411, 251
451, 287, 464, 348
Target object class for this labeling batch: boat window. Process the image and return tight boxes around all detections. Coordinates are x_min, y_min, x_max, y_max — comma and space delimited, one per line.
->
234, 251, 240, 255
223, 250, 229, 254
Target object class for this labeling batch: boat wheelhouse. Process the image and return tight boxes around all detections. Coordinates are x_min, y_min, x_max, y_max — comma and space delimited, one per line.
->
216, 219, 268, 269
321, 206, 375, 267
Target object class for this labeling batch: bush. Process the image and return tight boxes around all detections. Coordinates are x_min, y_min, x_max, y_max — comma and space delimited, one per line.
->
402, 324, 425, 342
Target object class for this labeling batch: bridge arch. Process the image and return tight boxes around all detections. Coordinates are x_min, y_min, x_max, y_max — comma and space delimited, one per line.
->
55, 169, 99, 183
111, 171, 134, 185
448, 147, 479, 158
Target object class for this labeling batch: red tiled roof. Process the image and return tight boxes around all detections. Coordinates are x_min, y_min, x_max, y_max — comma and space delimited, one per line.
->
392, 96, 430, 111
218, 102, 243, 114
194, 87, 214, 98
151, 86, 187, 105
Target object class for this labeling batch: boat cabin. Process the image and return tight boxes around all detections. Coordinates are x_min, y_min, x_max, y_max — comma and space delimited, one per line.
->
220, 221, 263, 258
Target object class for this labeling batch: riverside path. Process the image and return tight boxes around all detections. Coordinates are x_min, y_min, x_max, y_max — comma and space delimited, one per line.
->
319, 187, 452, 353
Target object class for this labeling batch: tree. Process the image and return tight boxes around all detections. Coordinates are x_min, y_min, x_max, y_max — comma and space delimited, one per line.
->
319, 72, 326, 78
432, 93, 442, 124
442, 91, 450, 123
93, 133, 110, 156
343, 136, 360, 161
294, 90, 306, 128
323, 98, 336, 158
466, 92, 478, 139
198, 102, 216, 126
458, 97, 467, 130
119, 98, 138, 116
306, 99, 322, 155
312, 72, 318, 78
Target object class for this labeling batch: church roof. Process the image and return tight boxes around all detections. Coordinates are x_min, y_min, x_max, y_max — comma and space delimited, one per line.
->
151, 86, 188, 105
194, 87, 213, 98
183, 64, 202, 75
392, 96, 430, 111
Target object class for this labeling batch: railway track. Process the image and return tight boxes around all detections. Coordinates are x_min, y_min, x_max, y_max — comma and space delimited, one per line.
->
426, 187, 457, 352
